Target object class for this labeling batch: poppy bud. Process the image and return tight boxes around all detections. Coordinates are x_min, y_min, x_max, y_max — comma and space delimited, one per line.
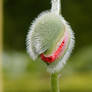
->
26, 0, 75, 73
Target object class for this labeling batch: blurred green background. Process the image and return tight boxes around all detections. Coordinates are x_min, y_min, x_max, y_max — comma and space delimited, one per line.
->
3, 0, 92, 92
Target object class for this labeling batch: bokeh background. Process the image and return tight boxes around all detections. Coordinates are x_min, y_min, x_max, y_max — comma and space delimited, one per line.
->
3, 0, 92, 92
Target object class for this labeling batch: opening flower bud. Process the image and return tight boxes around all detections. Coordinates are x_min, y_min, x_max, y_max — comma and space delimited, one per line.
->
26, 12, 74, 73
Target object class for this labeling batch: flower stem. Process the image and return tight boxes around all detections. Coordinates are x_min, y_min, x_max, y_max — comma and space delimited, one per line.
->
51, 0, 61, 14
51, 73, 60, 92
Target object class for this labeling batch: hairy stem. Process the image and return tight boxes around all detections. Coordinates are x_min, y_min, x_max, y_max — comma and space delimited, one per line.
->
51, 0, 61, 14
51, 73, 60, 92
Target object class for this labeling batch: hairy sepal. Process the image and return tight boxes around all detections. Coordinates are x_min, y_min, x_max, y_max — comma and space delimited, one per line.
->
26, 11, 65, 60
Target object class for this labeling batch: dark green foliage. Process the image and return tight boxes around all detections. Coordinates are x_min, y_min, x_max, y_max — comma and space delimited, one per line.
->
4, 0, 92, 51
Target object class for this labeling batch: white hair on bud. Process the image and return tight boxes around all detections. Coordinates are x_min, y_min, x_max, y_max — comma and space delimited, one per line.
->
26, 30, 38, 60
47, 16, 75, 73
51, 0, 61, 14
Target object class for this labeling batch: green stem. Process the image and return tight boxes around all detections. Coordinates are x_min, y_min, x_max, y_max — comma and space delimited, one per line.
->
51, 0, 61, 14
51, 73, 60, 92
